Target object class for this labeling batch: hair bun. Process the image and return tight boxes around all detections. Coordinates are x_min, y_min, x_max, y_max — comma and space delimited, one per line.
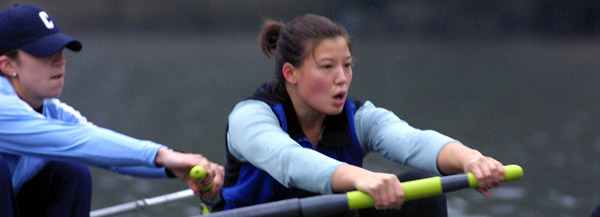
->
265, 31, 278, 49
259, 20, 284, 58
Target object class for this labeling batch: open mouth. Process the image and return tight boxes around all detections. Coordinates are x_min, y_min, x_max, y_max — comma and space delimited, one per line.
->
333, 92, 346, 100
51, 74, 63, 79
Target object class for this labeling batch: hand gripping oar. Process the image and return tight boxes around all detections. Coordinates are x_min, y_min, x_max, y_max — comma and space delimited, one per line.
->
189, 165, 214, 192
90, 165, 212, 217
197, 164, 523, 217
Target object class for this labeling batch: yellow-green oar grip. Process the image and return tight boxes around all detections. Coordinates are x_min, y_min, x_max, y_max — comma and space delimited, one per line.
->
190, 165, 213, 192
347, 176, 446, 210
348, 177, 446, 210
467, 164, 524, 188
403, 176, 444, 200
503, 164, 524, 182
347, 191, 374, 210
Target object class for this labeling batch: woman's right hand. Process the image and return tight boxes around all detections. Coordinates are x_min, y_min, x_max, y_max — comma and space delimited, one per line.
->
332, 164, 405, 210
154, 147, 225, 197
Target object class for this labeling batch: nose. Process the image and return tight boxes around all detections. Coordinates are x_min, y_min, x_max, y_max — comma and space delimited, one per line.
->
334, 66, 349, 85
52, 51, 66, 66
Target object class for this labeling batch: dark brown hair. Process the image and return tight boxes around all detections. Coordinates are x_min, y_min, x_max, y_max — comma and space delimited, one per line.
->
258, 14, 352, 84
0, 49, 18, 77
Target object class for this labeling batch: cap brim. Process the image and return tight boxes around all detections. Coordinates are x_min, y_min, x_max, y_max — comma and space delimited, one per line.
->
19, 33, 82, 57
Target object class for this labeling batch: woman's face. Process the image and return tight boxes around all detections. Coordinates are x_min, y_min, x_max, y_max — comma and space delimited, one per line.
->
11, 50, 66, 107
294, 36, 352, 116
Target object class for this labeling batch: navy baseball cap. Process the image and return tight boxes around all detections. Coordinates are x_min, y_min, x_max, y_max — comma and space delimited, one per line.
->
0, 4, 82, 57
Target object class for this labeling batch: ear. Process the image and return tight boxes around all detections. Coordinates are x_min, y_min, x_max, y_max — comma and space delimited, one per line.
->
0, 56, 13, 77
282, 62, 298, 85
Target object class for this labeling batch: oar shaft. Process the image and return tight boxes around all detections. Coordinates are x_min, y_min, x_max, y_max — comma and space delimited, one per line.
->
91, 165, 210, 217
200, 194, 350, 217
199, 198, 303, 217
90, 189, 194, 217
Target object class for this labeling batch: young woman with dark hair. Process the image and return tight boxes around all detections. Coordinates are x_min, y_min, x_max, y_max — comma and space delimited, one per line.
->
220, 14, 505, 216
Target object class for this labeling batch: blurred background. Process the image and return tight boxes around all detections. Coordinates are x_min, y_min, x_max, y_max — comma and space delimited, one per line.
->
2, 1, 599, 216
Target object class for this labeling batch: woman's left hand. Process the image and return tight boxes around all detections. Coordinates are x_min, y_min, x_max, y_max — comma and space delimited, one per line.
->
462, 155, 504, 197
437, 142, 505, 197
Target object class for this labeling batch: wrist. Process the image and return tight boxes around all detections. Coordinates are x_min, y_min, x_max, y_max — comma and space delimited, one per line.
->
155, 147, 171, 167
332, 164, 371, 192
438, 142, 483, 174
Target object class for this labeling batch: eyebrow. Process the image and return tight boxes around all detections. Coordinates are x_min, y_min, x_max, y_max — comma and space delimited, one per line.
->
316, 56, 352, 63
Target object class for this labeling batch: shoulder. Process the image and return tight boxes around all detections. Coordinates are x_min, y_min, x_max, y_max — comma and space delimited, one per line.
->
355, 100, 379, 114
355, 100, 405, 126
45, 98, 71, 109
231, 99, 271, 113
347, 95, 365, 109
0, 94, 43, 118
44, 98, 91, 125
229, 100, 274, 120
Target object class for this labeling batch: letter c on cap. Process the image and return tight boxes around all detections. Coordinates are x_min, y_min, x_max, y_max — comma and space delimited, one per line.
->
38, 11, 55, 29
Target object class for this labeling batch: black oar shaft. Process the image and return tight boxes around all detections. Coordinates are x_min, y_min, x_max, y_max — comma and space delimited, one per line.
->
203, 194, 351, 217
440, 174, 471, 193
203, 198, 301, 217
299, 194, 350, 216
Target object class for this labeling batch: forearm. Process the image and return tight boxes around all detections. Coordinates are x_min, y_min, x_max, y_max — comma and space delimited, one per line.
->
103, 165, 172, 178
154, 147, 170, 167
331, 164, 405, 210
154, 147, 208, 169
0, 123, 162, 167
436, 141, 484, 174
331, 164, 372, 192
235, 138, 343, 194
355, 101, 455, 174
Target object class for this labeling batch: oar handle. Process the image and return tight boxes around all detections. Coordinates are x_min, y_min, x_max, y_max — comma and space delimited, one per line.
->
190, 165, 213, 192
468, 164, 523, 187
347, 164, 524, 210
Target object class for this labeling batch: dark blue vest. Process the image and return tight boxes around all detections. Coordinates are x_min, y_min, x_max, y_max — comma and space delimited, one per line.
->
221, 81, 365, 210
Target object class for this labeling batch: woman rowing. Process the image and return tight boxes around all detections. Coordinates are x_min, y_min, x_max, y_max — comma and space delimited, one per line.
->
0, 4, 224, 216
219, 14, 505, 216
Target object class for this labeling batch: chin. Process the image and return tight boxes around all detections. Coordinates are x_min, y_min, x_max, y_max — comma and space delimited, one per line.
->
325, 108, 345, 116
47, 90, 63, 98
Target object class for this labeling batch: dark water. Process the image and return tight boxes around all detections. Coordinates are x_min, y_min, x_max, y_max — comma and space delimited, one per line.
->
60, 31, 600, 217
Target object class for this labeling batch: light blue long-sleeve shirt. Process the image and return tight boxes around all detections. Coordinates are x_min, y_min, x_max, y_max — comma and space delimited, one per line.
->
0, 76, 168, 192
227, 99, 457, 195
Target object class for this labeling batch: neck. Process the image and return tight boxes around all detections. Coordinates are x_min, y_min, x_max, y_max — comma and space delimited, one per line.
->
20, 93, 44, 112
297, 110, 325, 148
286, 83, 325, 147
9, 79, 44, 111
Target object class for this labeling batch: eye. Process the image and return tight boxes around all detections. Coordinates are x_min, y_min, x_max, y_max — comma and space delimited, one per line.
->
344, 63, 352, 68
321, 64, 333, 69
